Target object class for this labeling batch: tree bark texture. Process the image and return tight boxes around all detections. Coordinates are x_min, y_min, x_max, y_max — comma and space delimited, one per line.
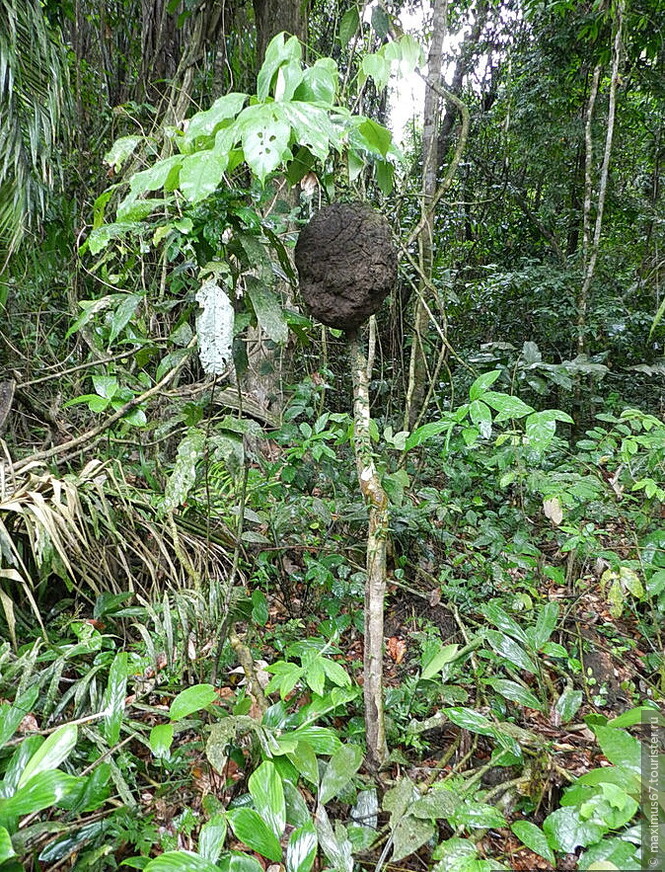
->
347, 329, 389, 772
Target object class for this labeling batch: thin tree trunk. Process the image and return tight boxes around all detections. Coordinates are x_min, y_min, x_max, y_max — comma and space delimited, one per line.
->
404, 0, 447, 431
348, 329, 389, 772
577, 3, 623, 355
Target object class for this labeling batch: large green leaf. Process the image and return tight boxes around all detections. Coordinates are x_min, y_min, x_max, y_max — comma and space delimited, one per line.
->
183, 93, 247, 147
248, 761, 286, 839
485, 631, 538, 674
530, 601, 560, 649
102, 653, 128, 746
0, 686, 38, 747
391, 815, 436, 862
279, 102, 338, 161
319, 744, 363, 805
17, 724, 77, 788
511, 821, 555, 865
169, 684, 217, 721
198, 814, 227, 864
543, 806, 606, 852
592, 725, 641, 773
256, 33, 302, 101
481, 602, 528, 644
421, 643, 459, 681
227, 808, 282, 862
237, 105, 291, 182
481, 391, 534, 421
468, 371, 501, 400
245, 276, 288, 344
164, 429, 206, 511
129, 155, 182, 196
444, 708, 495, 736
179, 151, 228, 202
1, 770, 79, 818
145, 851, 220, 872
338, 7, 360, 45
0, 825, 16, 862
487, 679, 544, 711
286, 820, 317, 872
294, 58, 338, 104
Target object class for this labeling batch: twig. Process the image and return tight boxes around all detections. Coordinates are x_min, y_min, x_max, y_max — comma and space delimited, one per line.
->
7, 336, 197, 474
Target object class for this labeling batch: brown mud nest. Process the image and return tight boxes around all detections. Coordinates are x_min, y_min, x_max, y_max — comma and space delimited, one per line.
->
294, 202, 397, 332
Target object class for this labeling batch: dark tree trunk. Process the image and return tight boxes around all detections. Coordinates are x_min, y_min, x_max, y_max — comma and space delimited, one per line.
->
253, 0, 307, 63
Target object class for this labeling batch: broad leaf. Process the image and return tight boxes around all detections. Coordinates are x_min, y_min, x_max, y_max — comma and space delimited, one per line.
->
444, 708, 495, 736
554, 687, 583, 724
543, 806, 606, 852
469, 370, 501, 400
488, 679, 544, 711
592, 725, 641, 773
391, 814, 436, 861
482, 391, 534, 421
531, 601, 560, 649
421, 644, 459, 681
179, 151, 228, 203
183, 92, 247, 146
145, 851, 220, 872
149, 724, 174, 760
339, 7, 360, 45
238, 105, 291, 182
18, 724, 77, 788
286, 820, 317, 872
245, 277, 288, 345
248, 761, 286, 839
169, 684, 217, 721
102, 652, 128, 746
319, 744, 363, 805
511, 820, 555, 865
485, 631, 538, 674
226, 807, 282, 862
1, 770, 79, 817
0, 686, 39, 747
198, 814, 227, 864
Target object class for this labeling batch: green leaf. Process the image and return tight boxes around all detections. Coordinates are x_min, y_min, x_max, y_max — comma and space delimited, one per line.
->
198, 814, 227, 864
149, 724, 174, 760
290, 726, 342, 756
0, 686, 39, 747
164, 428, 206, 511
511, 821, 556, 865
591, 725, 641, 773
1, 771, 79, 817
319, 744, 363, 805
287, 740, 319, 786
226, 808, 283, 862
129, 155, 182, 196
279, 102, 338, 161
450, 801, 507, 829
294, 58, 338, 104
481, 602, 528, 644
554, 687, 583, 724
469, 400, 492, 438
169, 684, 217, 721
356, 118, 392, 157
248, 761, 286, 839
238, 104, 291, 182
286, 820, 317, 872
256, 33, 302, 101
220, 852, 266, 872
109, 294, 141, 343
0, 825, 16, 861
145, 851, 221, 872
87, 222, 141, 255
391, 814, 437, 861
482, 391, 534, 421
542, 806, 606, 852
531, 601, 559, 649
375, 159, 394, 195
102, 652, 128, 746
404, 420, 451, 452
421, 644, 459, 681
104, 136, 143, 171
410, 786, 457, 820
370, 5, 390, 39
444, 708, 495, 736
469, 371, 501, 399
18, 724, 77, 788
245, 276, 288, 344
488, 679, 544, 711
339, 6, 360, 45
183, 92, 247, 146
360, 52, 390, 90
179, 151, 228, 202
485, 631, 538, 674
320, 658, 351, 687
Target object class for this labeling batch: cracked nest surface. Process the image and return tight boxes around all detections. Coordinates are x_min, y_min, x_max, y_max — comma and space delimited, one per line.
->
294, 202, 397, 332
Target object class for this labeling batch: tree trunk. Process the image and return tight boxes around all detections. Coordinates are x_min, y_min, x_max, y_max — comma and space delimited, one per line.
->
404, 0, 447, 431
348, 329, 389, 772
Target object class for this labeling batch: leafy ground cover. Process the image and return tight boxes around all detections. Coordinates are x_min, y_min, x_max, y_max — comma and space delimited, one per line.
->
0, 372, 663, 871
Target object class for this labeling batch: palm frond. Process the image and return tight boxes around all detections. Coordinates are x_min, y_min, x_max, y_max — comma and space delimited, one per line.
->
0, 0, 71, 255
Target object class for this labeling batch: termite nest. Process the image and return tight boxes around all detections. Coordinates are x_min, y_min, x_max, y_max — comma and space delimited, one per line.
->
294, 202, 397, 332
